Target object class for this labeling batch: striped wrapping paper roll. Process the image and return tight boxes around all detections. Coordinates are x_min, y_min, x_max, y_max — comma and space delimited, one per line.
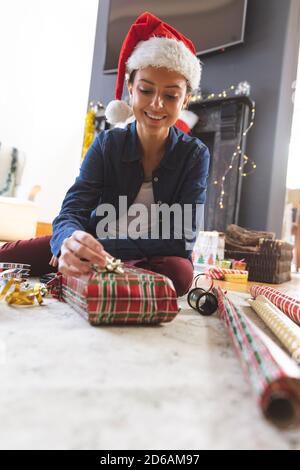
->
220, 268, 248, 275
207, 266, 224, 280
248, 295, 300, 363
207, 266, 248, 281
0, 263, 31, 282
250, 285, 300, 326
0, 262, 31, 273
215, 287, 300, 426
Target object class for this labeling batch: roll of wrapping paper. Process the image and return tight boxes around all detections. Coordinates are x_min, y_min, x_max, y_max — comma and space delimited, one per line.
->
250, 285, 300, 326
248, 295, 300, 363
0, 268, 30, 282
0, 262, 31, 273
207, 266, 248, 282
215, 287, 300, 426
0, 262, 31, 283
207, 266, 224, 280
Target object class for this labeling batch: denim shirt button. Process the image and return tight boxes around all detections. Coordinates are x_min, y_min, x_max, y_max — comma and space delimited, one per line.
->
153, 176, 159, 182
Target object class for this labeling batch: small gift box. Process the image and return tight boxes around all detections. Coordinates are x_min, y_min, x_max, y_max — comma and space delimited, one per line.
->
48, 265, 179, 326
193, 231, 223, 267
216, 259, 232, 269
232, 259, 247, 270
223, 271, 248, 284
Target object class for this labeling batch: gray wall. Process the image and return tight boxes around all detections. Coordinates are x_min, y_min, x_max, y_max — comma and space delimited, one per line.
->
89, 0, 300, 236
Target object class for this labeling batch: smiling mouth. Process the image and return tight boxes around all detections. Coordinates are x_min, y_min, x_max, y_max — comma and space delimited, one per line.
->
144, 112, 167, 121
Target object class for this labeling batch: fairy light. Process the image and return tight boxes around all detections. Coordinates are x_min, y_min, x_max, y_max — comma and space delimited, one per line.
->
190, 83, 257, 210
191, 83, 250, 104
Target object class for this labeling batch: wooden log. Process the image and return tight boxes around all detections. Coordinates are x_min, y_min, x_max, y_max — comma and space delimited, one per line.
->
226, 224, 275, 247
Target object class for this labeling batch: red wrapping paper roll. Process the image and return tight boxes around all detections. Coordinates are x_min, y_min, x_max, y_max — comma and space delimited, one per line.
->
207, 266, 248, 280
250, 285, 300, 326
216, 287, 300, 426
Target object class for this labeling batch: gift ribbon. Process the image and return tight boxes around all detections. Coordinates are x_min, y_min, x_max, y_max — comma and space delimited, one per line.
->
0, 278, 44, 305
92, 256, 124, 275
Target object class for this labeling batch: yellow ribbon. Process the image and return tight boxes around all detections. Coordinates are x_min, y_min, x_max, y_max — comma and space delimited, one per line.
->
92, 257, 124, 275
81, 109, 96, 162
0, 278, 44, 306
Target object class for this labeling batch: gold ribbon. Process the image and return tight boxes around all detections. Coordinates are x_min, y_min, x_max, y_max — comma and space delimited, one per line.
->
0, 278, 44, 306
81, 109, 96, 162
92, 256, 124, 275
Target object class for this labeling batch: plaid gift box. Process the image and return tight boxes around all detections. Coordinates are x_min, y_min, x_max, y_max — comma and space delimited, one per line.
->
48, 266, 179, 325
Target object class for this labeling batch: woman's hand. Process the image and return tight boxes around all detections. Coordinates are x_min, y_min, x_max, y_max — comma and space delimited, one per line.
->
58, 230, 110, 277
49, 255, 59, 268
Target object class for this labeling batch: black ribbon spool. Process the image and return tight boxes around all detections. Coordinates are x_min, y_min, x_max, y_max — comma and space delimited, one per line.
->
187, 273, 218, 316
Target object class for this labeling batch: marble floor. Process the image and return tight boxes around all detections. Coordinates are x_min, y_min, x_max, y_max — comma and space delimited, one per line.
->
0, 274, 300, 449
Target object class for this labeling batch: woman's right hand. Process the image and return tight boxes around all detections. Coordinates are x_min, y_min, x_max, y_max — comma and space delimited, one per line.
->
58, 230, 110, 277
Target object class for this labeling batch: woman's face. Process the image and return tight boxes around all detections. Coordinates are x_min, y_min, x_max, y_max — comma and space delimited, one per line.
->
127, 66, 190, 136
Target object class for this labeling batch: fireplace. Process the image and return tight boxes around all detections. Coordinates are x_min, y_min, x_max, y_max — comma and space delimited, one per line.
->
189, 96, 254, 232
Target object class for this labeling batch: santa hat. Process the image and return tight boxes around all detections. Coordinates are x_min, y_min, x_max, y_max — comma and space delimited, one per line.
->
176, 109, 199, 134
105, 11, 202, 126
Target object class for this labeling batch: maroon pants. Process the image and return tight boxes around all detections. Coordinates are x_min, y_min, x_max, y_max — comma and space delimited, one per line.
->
0, 236, 194, 296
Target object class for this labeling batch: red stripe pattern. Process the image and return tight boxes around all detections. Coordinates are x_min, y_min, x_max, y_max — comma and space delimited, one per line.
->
216, 287, 300, 424
207, 266, 248, 280
250, 285, 300, 326
48, 267, 179, 325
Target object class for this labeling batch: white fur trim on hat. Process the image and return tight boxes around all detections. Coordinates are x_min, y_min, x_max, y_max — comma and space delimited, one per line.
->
105, 99, 133, 125
113, 114, 136, 129
126, 37, 201, 91
179, 109, 199, 129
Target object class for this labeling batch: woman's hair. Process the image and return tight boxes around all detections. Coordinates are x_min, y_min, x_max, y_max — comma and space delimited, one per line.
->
127, 69, 192, 95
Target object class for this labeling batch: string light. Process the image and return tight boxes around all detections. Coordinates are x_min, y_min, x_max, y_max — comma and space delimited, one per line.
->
190, 81, 250, 104
190, 82, 256, 210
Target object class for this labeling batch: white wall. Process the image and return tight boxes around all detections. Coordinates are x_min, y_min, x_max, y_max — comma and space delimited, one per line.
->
287, 47, 300, 189
0, 0, 99, 222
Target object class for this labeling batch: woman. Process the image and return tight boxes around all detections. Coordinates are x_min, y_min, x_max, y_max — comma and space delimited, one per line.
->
0, 12, 210, 296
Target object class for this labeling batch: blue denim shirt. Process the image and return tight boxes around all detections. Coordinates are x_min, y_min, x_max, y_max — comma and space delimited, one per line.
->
50, 121, 210, 260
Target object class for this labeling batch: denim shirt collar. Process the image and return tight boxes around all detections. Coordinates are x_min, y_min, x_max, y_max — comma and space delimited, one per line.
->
121, 120, 179, 170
